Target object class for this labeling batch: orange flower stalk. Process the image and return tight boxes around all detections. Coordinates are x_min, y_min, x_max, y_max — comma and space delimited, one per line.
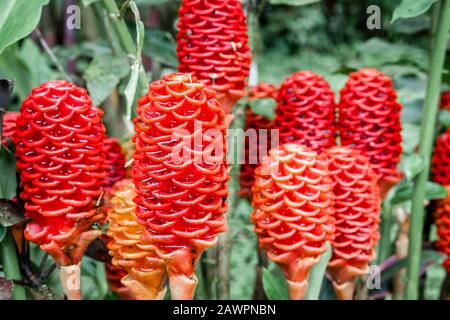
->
326, 146, 381, 300
240, 83, 277, 198
251, 144, 335, 299
132, 73, 229, 299
106, 179, 166, 300
338, 68, 402, 198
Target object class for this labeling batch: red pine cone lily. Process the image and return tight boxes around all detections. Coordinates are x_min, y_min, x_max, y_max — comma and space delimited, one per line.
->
107, 179, 166, 300
2, 111, 19, 145
434, 186, 450, 273
326, 146, 381, 300
275, 71, 336, 151
251, 144, 335, 300
103, 137, 127, 190
441, 91, 450, 110
240, 83, 277, 198
432, 129, 450, 186
338, 68, 402, 198
177, 0, 251, 114
132, 73, 229, 300
14, 80, 105, 267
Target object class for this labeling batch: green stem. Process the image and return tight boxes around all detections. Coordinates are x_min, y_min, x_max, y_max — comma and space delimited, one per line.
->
405, 0, 450, 300
100, 0, 148, 95
0, 230, 26, 300
305, 242, 331, 300
377, 190, 395, 264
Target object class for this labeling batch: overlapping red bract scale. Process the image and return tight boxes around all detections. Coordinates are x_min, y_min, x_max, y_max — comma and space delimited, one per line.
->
177, 0, 251, 114
326, 146, 380, 288
431, 129, 450, 185
14, 80, 105, 266
275, 71, 336, 151
338, 68, 402, 196
240, 83, 277, 198
434, 187, 450, 273
251, 144, 335, 299
132, 73, 229, 299
441, 91, 450, 110
2, 112, 19, 145
105, 261, 134, 299
103, 137, 127, 189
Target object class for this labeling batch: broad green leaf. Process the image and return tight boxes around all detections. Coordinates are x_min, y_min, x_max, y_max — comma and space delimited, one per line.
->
401, 123, 421, 154
262, 267, 289, 300
391, 181, 448, 204
0, 45, 33, 101
399, 153, 425, 181
249, 98, 276, 120
81, 0, 101, 7
306, 242, 331, 300
0, 0, 49, 54
20, 39, 59, 86
0, 199, 24, 227
143, 29, 178, 67
269, 0, 321, 6
124, 1, 145, 120
0, 146, 17, 200
83, 54, 130, 105
438, 109, 450, 128
391, 0, 438, 23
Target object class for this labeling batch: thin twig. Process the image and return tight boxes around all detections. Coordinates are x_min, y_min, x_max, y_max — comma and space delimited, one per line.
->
34, 28, 73, 82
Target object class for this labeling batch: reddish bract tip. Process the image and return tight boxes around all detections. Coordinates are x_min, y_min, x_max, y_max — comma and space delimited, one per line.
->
275, 71, 336, 151
2, 112, 19, 145
15, 80, 105, 266
176, 0, 251, 114
251, 144, 335, 299
432, 129, 450, 186
441, 91, 450, 110
326, 146, 381, 286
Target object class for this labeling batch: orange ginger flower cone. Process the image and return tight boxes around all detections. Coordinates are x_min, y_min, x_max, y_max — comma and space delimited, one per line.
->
132, 73, 229, 299
326, 146, 381, 300
251, 144, 335, 299
106, 179, 166, 300
240, 83, 277, 198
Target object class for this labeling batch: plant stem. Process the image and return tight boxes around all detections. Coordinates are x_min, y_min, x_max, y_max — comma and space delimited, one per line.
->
100, 0, 148, 95
405, 0, 450, 300
0, 230, 26, 300
377, 197, 394, 264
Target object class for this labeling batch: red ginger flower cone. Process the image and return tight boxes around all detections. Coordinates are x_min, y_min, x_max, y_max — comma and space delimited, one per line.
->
251, 144, 335, 300
105, 262, 135, 300
2, 111, 19, 145
14, 80, 105, 269
338, 68, 402, 198
106, 179, 166, 300
441, 91, 450, 110
240, 83, 277, 198
433, 186, 450, 273
177, 0, 251, 114
326, 146, 381, 300
275, 71, 336, 151
431, 129, 450, 186
132, 73, 229, 300
102, 137, 127, 208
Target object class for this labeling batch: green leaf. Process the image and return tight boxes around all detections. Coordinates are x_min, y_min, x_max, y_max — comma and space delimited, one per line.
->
306, 242, 331, 300
262, 267, 289, 300
134, 0, 172, 5
0, 199, 24, 227
0, 147, 17, 200
401, 123, 421, 154
81, 0, 101, 7
249, 98, 277, 120
391, 181, 448, 204
83, 54, 130, 105
269, 0, 321, 6
0, 225, 6, 243
124, 1, 145, 120
438, 109, 450, 128
391, 0, 438, 23
0, 45, 33, 101
143, 29, 178, 67
20, 39, 59, 86
0, 0, 49, 54
399, 153, 425, 181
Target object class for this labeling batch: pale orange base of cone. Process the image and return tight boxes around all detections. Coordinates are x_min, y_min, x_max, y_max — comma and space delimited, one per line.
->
169, 274, 198, 300
60, 263, 81, 300
287, 279, 308, 300
121, 275, 166, 300
333, 281, 355, 300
